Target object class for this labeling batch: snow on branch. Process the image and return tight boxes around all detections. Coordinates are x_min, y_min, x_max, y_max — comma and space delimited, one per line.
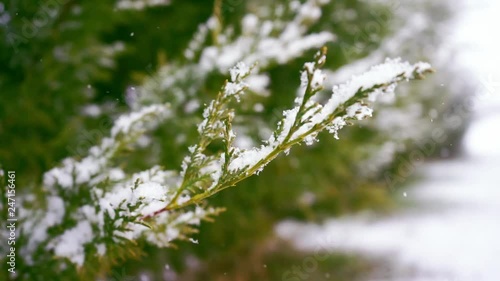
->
142, 47, 433, 218
116, 0, 171, 10
136, 0, 334, 109
18, 47, 432, 269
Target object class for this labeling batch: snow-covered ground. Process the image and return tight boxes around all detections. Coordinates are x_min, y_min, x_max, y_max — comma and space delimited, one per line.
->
276, 0, 500, 280
277, 148, 500, 280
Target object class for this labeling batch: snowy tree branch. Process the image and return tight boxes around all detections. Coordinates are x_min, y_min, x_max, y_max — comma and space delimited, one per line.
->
142, 47, 433, 219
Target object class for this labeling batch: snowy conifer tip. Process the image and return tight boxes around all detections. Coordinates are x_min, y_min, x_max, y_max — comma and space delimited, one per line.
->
16, 47, 432, 270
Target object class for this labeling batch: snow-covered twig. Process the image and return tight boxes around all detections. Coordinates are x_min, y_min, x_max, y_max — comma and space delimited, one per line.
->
15, 46, 431, 270
143, 47, 433, 218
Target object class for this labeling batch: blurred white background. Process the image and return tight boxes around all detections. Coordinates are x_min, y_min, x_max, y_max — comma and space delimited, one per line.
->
277, 0, 500, 280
